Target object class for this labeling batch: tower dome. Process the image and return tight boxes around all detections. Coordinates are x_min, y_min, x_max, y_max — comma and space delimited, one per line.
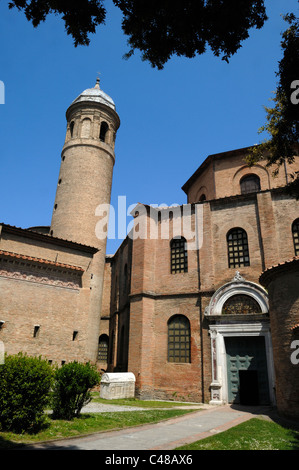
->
70, 78, 116, 110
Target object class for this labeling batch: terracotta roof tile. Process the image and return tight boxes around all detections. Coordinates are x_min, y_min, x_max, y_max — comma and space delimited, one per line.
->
0, 223, 98, 253
263, 256, 299, 272
260, 256, 299, 286
0, 250, 84, 272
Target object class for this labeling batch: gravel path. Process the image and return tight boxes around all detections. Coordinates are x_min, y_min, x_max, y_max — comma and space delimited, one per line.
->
81, 402, 212, 413
82, 403, 147, 413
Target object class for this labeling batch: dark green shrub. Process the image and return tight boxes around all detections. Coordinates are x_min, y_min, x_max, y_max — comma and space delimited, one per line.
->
0, 353, 54, 433
51, 361, 100, 420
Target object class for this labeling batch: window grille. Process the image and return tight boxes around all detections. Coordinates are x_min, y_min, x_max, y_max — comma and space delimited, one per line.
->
168, 315, 190, 363
227, 228, 250, 268
292, 219, 299, 256
170, 237, 188, 273
98, 335, 109, 362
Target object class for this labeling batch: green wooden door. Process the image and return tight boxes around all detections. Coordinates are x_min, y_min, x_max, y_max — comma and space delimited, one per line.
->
225, 336, 270, 405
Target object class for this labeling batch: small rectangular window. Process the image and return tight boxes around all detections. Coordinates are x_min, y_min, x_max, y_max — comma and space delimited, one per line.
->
33, 325, 40, 338
73, 330, 78, 341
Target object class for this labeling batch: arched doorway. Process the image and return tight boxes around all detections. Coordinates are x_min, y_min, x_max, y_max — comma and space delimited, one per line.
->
205, 272, 275, 405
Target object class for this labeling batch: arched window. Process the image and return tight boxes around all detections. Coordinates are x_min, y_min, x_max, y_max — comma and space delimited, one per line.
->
222, 294, 262, 315
240, 174, 261, 194
98, 334, 109, 362
81, 118, 91, 138
70, 121, 75, 138
292, 219, 299, 256
199, 194, 206, 201
227, 228, 250, 268
168, 315, 190, 363
100, 121, 109, 142
170, 237, 188, 274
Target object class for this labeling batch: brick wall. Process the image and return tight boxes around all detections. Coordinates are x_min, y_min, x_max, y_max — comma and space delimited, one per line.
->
260, 261, 299, 419
0, 227, 96, 365
121, 185, 299, 402
184, 148, 299, 204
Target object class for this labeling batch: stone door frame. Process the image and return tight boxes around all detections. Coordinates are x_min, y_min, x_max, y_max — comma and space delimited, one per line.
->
209, 322, 276, 405
205, 272, 276, 406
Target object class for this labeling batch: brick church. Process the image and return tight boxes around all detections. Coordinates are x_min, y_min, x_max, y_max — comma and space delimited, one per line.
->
1, 80, 299, 411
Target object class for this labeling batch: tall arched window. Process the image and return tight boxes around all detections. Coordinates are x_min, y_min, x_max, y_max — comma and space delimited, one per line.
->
100, 121, 109, 142
98, 334, 109, 362
170, 237, 188, 274
292, 219, 299, 256
81, 118, 91, 138
70, 121, 75, 138
227, 228, 250, 268
240, 174, 261, 194
168, 315, 190, 363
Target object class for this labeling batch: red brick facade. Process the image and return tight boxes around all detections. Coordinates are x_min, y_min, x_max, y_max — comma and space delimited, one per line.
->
105, 146, 299, 405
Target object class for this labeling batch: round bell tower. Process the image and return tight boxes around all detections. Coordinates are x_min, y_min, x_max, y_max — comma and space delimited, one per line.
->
50, 78, 120, 363
51, 77, 120, 246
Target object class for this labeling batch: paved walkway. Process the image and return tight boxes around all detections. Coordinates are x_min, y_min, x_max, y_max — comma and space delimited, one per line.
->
23, 404, 272, 451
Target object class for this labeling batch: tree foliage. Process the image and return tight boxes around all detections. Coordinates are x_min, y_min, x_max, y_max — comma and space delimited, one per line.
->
8, 0, 267, 68
247, 14, 299, 194
8, 0, 106, 46
114, 0, 267, 69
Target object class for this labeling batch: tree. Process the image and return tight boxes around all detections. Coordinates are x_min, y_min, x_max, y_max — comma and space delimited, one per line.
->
8, 0, 267, 68
246, 14, 299, 195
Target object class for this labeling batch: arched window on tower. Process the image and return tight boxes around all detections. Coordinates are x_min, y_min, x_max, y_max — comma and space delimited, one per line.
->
70, 121, 75, 138
168, 315, 191, 363
292, 218, 299, 256
227, 228, 250, 268
98, 334, 109, 363
240, 174, 261, 194
81, 118, 91, 138
170, 237, 188, 274
100, 121, 109, 142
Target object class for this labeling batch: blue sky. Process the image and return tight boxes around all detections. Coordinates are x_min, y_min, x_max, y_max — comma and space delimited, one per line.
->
0, 0, 298, 254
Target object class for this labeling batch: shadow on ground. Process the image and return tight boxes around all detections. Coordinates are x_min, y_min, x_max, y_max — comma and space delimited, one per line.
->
230, 404, 299, 450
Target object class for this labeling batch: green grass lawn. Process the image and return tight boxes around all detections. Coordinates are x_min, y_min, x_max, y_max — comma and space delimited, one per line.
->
176, 417, 299, 450
0, 408, 195, 449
